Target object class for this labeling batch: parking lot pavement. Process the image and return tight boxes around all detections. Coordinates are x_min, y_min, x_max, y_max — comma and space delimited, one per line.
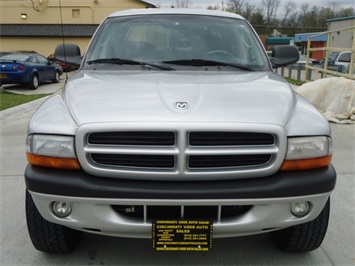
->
0, 91, 354, 265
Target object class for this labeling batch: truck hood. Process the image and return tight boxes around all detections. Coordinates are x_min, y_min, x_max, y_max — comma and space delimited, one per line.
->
64, 70, 295, 127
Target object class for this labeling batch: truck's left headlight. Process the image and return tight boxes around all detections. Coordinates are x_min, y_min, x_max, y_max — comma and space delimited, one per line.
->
26, 134, 80, 169
281, 136, 332, 171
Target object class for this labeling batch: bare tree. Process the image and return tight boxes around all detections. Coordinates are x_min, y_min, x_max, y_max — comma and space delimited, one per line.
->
300, 3, 310, 14
243, 3, 256, 21
282, 1, 297, 24
328, 2, 340, 13
223, 0, 353, 36
338, 7, 355, 17
172, 0, 191, 8
227, 0, 245, 14
207, 4, 221, 10
262, 0, 280, 25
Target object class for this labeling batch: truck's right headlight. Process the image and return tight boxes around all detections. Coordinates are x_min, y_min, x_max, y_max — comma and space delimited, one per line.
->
280, 136, 333, 171
26, 134, 80, 170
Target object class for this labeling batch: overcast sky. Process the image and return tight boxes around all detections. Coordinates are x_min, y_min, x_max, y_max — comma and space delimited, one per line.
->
151, 0, 355, 10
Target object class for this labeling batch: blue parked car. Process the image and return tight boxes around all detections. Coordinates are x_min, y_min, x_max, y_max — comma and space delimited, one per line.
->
0, 53, 61, 90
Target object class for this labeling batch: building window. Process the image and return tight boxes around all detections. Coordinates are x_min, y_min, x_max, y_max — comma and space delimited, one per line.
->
72, 9, 80, 18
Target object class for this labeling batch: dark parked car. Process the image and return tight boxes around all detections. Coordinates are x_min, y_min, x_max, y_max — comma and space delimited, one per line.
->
0, 53, 61, 89
0, 51, 12, 57
48, 54, 77, 72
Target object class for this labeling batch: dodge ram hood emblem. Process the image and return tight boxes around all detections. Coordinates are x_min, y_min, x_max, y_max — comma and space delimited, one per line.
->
174, 102, 189, 110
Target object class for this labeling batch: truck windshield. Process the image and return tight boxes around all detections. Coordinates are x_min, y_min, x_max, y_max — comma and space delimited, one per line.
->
85, 14, 269, 71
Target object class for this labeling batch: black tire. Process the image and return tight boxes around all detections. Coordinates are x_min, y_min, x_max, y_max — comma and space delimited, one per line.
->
52, 70, 60, 83
25, 190, 83, 253
270, 198, 330, 252
29, 74, 39, 90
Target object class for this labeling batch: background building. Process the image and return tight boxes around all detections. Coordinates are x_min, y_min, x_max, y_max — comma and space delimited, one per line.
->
294, 33, 327, 61
327, 16, 355, 49
0, 0, 156, 56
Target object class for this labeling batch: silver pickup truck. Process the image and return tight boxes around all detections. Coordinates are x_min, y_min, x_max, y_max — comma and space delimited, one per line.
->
24, 8, 336, 253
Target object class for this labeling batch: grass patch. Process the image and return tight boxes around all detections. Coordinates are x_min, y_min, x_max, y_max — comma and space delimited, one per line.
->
0, 91, 50, 111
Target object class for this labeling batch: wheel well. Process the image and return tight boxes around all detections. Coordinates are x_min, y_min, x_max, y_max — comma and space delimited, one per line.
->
32, 71, 39, 79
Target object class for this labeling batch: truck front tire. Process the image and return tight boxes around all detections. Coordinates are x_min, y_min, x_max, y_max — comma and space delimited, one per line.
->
270, 198, 330, 252
25, 190, 83, 253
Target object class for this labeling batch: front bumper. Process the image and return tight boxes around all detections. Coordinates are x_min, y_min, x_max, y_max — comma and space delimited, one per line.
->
25, 165, 336, 238
25, 165, 336, 199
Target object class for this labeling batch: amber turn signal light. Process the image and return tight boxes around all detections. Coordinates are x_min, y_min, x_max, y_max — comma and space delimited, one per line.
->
26, 153, 81, 170
280, 155, 332, 171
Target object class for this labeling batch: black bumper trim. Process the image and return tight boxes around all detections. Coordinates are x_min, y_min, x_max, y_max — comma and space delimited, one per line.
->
24, 165, 336, 199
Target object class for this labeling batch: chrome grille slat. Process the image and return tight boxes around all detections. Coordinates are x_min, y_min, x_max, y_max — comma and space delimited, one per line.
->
144, 205, 147, 223
84, 146, 179, 155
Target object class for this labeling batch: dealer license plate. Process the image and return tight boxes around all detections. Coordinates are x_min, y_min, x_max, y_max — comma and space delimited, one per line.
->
152, 220, 213, 251
0, 74, 7, 79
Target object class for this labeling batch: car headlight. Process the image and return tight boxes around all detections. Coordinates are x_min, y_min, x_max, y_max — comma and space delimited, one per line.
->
26, 134, 80, 169
281, 136, 332, 171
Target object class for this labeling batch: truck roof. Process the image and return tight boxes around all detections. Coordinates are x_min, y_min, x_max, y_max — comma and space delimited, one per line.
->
107, 8, 245, 20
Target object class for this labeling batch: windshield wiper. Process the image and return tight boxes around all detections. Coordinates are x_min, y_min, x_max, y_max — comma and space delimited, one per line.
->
162, 59, 254, 71
87, 58, 175, 71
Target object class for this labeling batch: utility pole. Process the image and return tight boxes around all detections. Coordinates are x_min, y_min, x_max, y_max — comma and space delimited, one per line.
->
222, 1, 224, 11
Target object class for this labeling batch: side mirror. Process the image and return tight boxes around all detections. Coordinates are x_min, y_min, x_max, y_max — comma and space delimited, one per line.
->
269, 46, 299, 68
54, 43, 82, 67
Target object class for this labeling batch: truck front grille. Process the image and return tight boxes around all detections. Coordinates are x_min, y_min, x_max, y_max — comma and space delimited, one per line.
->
76, 123, 285, 180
